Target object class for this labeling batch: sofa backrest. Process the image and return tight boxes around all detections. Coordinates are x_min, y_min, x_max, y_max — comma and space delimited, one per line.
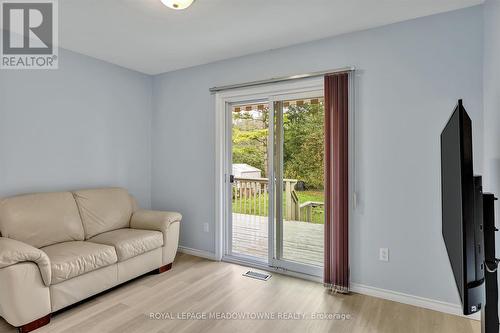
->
72, 188, 133, 239
0, 192, 85, 248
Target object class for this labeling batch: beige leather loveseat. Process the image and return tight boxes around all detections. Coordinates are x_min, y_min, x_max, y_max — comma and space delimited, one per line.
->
0, 188, 181, 332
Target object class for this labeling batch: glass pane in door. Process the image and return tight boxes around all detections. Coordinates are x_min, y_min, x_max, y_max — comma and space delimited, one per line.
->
231, 102, 270, 260
280, 98, 325, 266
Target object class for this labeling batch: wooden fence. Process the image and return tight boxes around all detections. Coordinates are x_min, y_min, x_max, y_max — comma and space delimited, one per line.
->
232, 177, 324, 222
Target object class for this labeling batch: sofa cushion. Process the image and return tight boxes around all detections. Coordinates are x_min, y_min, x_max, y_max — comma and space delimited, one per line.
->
0, 192, 84, 248
41, 241, 117, 285
89, 228, 163, 261
73, 188, 133, 239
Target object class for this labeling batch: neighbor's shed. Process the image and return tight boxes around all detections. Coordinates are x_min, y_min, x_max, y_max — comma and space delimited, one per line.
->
232, 164, 262, 179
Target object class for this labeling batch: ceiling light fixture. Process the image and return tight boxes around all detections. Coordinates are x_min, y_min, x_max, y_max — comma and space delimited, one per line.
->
160, 0, 195, 10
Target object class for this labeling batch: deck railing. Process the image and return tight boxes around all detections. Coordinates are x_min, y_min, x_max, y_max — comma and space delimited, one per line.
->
232, 177, 323, 222
232, 177, 270, 218
299, 201, 325, 223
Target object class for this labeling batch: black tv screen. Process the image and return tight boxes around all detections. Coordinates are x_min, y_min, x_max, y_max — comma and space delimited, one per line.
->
441, 100, 484, 315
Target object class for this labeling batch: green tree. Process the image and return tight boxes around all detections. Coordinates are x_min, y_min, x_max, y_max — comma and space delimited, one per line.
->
231, 103, 325, 189
283, 103, 324, 189
232, 109, 269, 176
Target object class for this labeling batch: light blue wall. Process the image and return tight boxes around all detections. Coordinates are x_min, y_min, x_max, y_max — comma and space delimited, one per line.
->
483, 1, 500, 199
151, 6, 484, 305
0, 49, 153, 207
483, 0, 500, 313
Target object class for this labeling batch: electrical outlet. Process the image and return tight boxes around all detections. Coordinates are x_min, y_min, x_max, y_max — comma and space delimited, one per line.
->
379, 248, 389, 262
203, 223, 210, 233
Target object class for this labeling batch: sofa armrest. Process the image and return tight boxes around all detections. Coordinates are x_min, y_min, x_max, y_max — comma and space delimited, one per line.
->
130, 210, 181, 265
130, 210, 182, 232
0, 237, 51, 286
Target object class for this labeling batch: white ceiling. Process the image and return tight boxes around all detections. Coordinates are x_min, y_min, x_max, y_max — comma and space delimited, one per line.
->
59, 0, 483, 75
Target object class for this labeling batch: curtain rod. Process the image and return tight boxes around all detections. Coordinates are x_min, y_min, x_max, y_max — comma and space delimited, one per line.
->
209, 66, 355, 93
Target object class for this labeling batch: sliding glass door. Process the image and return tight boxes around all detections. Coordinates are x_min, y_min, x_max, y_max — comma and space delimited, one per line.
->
228, 99, 271, 263
225, 84, 324, 277
270, 93, 324, 276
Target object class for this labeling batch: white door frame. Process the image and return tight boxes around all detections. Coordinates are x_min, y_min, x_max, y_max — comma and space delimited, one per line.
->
215, 77, 324, 258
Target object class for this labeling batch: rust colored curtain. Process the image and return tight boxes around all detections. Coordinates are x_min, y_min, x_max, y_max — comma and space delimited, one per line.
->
324, 72, 350, 293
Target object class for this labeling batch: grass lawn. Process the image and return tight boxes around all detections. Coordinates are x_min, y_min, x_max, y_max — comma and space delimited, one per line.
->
232, 190, 325, 224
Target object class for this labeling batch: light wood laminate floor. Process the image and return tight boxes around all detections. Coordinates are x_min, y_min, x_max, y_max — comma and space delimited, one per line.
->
0, 253, 479, 333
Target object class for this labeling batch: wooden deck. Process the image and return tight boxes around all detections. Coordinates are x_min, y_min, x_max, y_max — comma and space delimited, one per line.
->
232, 213, 324, 266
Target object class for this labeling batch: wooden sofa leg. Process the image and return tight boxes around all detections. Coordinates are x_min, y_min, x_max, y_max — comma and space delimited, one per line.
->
17, 314, 51, 333
155, 263, 172, 274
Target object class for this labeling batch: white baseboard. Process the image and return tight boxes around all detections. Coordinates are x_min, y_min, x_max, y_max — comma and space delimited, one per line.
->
351, 283, 480, 321
177, 246, 218, 261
